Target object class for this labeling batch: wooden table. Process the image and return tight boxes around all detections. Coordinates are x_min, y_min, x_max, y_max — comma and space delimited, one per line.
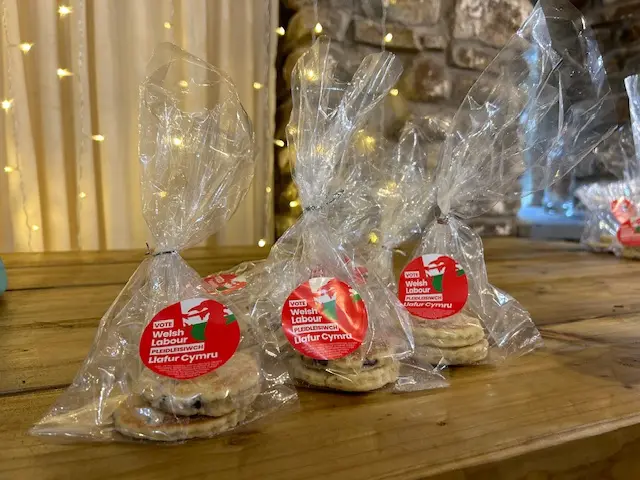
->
2, 238, 640, 479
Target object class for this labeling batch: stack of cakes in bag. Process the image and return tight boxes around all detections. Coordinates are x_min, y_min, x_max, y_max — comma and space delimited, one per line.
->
394, 0, 615, 366
31, 44, 296, 442
577, 74, 640, 259
367, 123, 487, 365
253, 38, 446, 393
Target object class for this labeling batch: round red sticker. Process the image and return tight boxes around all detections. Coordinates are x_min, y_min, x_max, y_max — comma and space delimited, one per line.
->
203, 273, 247, 294
398, 254, 468, 320
139, 297, 240, 380
281, 277, 368, 360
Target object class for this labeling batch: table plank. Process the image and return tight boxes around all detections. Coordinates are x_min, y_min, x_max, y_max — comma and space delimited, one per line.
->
4, 248, 266, 291
429, 422, 640, 479
3, 314, 640, 480
2, 246, 268, 269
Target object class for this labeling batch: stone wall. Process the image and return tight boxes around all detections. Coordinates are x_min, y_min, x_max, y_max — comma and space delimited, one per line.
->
274, 0, 533, 237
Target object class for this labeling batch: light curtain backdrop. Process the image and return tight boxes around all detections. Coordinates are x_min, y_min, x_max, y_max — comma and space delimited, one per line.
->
0, 0, 276, 252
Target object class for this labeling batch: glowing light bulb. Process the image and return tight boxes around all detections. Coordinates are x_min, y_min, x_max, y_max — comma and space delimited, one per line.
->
364, 136, 376, 148
274, 139, 285, 147
252, 82, 263, 90
57, 68, 73, 78
172, 137, 183, 146
266, 187, 272, 193
178, 80, 188, 88
304, 68, 318, 82
164, 22, 172, 29
368, 232, 379, 244
58, 5, 72, 16
156, 191, 168, 198
18, 43, 33, 53
384, 33, 393, 43
92, 134, 105, 142
31, 225, 40, 231
314, 23, 323, 34
289, 200, 299, 208
276, 27, 285, 36
2, 99, 13, 110
258, 239, 266, 247
78, 192, 87, 199
4, 166, 14, 173
390, 88, 399, 96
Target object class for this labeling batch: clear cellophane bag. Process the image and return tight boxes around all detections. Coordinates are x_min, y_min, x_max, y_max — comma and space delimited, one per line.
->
577, 74, 640, 258
254, 38, 447, 393
396, 0, 615, 366
366, 123, 437, 291
31, 43, 296, 442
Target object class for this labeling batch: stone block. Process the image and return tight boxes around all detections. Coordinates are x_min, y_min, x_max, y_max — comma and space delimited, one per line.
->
599, 0, 640, 20
449, 41, 500, 71
400, 53, 450, 101
361, 0, 443, 26
419, 23, 450, 50
354, 17, 421, 50
453, 0, 531, 49
282, 0, 360, 12
284, 7, 352, 54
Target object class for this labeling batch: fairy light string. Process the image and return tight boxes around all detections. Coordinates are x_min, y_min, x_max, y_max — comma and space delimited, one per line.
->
74, 0, 89, 249
257, 0, 275, 247
2, 0, 35, 249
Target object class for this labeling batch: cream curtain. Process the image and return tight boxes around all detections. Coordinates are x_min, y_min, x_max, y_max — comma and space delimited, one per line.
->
0, 0, 276, 252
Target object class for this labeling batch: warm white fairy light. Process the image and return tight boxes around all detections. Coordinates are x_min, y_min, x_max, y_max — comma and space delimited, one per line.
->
57, 68, 73, 78
304, 68, 319, 82
31, 224, 40, 231
92, 134, 104, 142
78, 191, 87, 199
274, 139, 285, 147
178, 80, 188, 88
4, 166, 14, 173
289, 200, 299, 208
2, 99, 13, 110
314, 23, 323, 34
18, 43, 33, 53
390, 88, 399, 96
364, 136, 376, 150
58, 5, 72, 16
258, 239, 266, 247
276, 27, 285, 36
252, 82, 263, 90
368, 232, 379, 244
266, 186, 272, 193
384, 33, 393, 43
156, 191, 168, 198
164, 22, 172, 29
172, 137, 183, 146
